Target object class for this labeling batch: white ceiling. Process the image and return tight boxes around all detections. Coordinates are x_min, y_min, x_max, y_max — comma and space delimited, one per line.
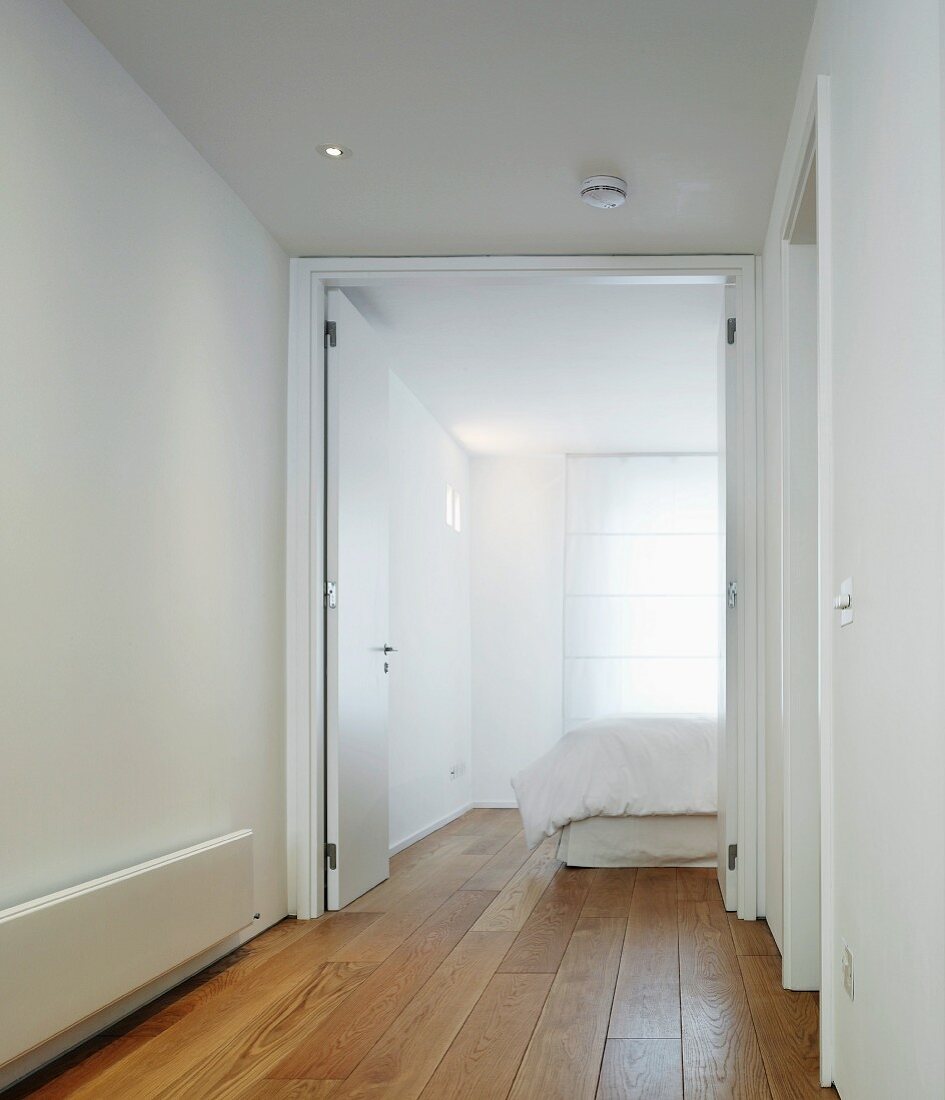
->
353, 283, 723, 455
65, 1, 814, 256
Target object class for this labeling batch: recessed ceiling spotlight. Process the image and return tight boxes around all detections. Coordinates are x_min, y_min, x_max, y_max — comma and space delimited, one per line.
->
317, 143, 350, 159
580, 175, 628, 209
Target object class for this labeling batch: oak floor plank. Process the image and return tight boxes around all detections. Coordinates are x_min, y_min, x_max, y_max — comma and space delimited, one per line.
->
431, 853, 512, 894
436, 808, 519, 839
390, 827, 472, 875
126, 962, 374, 1100
345, 839, 479, 912
728, 915, 780, 957
582, 868, 637, 917
434, 809, 486, 836
238, 1079, 342, 1098
418, 973, 553, 1100
739, 956, 829, 1099
63, 914, 380, 1099
508, 916, 626, 1100
597, 1039, 684, 1100
332, 930, 516, 1099
676, 867, 718, 901
269, 889, 496, 1080
331, 862, 496, 963
64, 962, 371, 1100
460, 830, 530, 892
7, 1035, 143, 1099
478, 807, 524, 835
498, 866, 594, 973
472, 836, 562, 932
327, 907, 440, 964
444, 807, 520, 837
461, 830, 517, 856
678, 892, 771, 1099
609, 868, 680, 1039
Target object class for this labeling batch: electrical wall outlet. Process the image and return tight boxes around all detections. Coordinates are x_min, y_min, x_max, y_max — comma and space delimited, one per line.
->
841, 940, 855, 1001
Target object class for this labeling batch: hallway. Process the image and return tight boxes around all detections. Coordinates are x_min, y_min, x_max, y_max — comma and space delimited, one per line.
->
14, 810, 833, 1099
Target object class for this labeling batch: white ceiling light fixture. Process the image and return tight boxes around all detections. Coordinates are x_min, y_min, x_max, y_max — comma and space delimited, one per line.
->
317, 143, 350, 159
580, 174, 628, 209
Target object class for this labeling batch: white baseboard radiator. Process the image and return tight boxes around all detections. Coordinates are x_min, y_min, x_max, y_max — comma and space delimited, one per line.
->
0, 829, 254, 1068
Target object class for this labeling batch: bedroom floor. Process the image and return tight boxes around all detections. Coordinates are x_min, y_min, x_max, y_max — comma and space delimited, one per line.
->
11, 809, 836, 1099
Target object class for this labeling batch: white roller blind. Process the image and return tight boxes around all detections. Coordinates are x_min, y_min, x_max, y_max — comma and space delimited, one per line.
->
564, 455, 720, 728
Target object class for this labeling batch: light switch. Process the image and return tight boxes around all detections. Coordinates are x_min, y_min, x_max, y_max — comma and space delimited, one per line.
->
841, 940, 855, 1001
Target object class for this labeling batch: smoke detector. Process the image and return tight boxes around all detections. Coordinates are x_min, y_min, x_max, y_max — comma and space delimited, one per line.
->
580, 175, 628, 209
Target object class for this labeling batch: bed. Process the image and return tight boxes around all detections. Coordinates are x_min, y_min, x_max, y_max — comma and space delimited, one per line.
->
511, 713, 717, 868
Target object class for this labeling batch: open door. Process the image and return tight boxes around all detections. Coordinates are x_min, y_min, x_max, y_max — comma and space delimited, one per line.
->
717, 286, 738, 910
325, 289, 390, 910
781, 156, 821, 989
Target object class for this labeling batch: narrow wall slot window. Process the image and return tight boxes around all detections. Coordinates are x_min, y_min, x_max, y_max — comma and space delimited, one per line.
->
446, 484, 461, 532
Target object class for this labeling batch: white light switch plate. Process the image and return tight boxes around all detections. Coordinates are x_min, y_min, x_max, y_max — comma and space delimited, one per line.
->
841, 940, 855, 1000
839, 576, 853, 627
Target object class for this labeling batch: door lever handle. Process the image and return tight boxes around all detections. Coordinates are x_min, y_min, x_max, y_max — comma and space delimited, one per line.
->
383, 645, 398, 655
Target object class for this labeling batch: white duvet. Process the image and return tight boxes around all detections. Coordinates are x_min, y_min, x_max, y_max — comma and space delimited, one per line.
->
511, 713, 718, 849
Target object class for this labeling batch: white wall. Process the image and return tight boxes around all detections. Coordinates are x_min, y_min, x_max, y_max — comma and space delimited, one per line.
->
1, 0, 288, 1079
763, 2, 945, 1095
470, 456, 566, 803
388, 373, 472, 849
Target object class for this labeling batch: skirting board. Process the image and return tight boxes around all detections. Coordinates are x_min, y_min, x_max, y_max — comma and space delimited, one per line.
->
389, 803, 473, 856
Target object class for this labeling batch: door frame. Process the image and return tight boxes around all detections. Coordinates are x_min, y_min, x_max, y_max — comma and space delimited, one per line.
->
777, 76, 835, 1086
286, 255, 762, 922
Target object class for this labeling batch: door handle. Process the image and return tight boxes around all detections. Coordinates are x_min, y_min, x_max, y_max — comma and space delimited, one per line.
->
383, 645, 398, 655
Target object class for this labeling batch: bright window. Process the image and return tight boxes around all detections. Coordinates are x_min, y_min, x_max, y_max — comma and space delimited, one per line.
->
446, 484, 461, 532
563, 455, 720, 727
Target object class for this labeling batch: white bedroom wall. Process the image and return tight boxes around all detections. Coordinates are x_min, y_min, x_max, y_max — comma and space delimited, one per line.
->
0, 0, 288, 1077
470, 456, 566, 803
763, 1, 945, 1095
388, 373, 472, 849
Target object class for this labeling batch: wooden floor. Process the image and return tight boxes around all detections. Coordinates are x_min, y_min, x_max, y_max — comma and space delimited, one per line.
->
10, 810, 837, 1099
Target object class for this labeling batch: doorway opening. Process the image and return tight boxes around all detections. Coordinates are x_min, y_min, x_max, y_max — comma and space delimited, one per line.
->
286, 256, 760, 924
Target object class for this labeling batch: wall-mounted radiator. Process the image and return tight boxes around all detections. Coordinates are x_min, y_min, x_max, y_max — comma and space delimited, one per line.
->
0, 829, 254, 1068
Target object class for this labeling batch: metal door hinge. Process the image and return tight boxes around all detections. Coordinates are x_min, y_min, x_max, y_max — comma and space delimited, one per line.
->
727, 580, 737, 610
726, 317, 736, 345
324, 580, 337, 609
325, 842, 337, 871
324, 320, 337, 348
728, 843, 737, 871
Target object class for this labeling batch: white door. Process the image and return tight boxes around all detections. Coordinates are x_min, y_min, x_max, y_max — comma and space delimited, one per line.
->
325, 289, 390, 910
717, 287, 738, 910
781, 158, 821, 989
